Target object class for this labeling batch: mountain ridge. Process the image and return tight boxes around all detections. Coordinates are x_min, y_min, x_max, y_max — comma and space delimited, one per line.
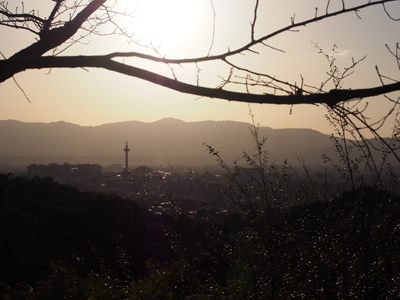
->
0, 118, 334, 166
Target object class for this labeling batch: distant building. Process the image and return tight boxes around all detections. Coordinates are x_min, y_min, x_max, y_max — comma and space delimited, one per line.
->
28, 163, 102, 179
132, 166, 153, 176
27, 163, 102, 190
117, 181, 132, 196
123, 141, 130, 175
110, 164, 123, 172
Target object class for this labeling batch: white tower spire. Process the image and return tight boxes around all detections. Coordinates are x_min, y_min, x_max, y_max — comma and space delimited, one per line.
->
123, 141, 130, 173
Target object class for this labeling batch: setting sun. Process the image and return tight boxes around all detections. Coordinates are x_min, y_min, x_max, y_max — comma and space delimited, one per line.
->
133, 0, 202, 49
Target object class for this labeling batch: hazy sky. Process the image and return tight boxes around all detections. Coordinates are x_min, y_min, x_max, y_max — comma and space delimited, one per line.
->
1, 0, 399, 136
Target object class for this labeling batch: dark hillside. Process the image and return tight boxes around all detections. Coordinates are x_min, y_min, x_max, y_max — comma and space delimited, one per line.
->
1, 175, 400, 299
0, 175, 174, 297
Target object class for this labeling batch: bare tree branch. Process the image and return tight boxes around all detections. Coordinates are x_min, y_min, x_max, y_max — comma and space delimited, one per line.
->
1, 55, 399, 106
0, 0, 399, 125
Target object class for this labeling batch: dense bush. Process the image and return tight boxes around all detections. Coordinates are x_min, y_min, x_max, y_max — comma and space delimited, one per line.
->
1, 175, 400, 299
0, 174, 173, 299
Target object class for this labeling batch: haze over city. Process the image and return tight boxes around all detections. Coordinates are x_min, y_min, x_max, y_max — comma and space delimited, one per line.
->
0, 118, 337, 170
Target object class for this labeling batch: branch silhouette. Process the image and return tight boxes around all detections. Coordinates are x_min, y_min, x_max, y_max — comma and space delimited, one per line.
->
1, 55, 400, 106
0, 0, 399, 116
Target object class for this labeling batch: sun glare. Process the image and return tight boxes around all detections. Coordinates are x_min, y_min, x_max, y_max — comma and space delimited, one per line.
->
134, 0, 201, 49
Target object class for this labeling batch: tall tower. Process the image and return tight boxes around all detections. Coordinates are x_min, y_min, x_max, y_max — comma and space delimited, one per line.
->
123, 141, 130, 173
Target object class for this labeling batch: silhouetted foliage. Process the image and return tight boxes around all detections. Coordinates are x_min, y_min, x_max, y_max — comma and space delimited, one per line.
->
1, 174, 400, 299
0, 175, 174, 298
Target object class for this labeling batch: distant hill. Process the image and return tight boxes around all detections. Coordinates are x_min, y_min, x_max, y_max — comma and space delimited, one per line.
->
0, 118, 339, 167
